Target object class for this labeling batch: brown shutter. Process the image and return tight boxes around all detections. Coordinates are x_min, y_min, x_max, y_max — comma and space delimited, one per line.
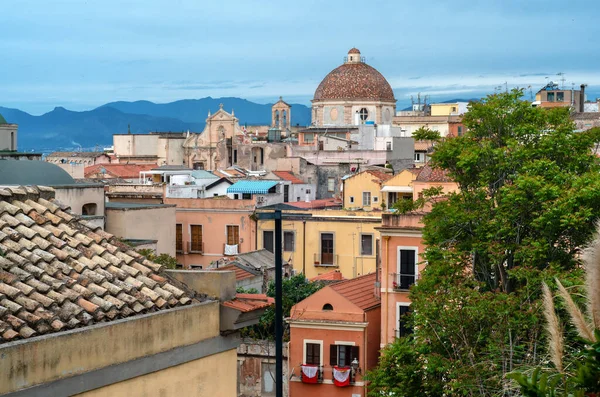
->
176, 224, 182, 251
191, 225, 202, 251
329, 344, 337, 366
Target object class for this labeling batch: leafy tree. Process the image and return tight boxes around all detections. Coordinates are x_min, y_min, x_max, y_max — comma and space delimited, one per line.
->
412, 126, 442, 142
241, 274, 325, 340
369, 90, 600, 396
136, 248, 178, 269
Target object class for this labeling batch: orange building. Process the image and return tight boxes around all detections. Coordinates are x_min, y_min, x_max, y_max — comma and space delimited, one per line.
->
287, 273, 381, 397
163, 197, 257, 268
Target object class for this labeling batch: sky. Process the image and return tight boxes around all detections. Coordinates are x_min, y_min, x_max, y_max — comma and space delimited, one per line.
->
1, 0, 600, 115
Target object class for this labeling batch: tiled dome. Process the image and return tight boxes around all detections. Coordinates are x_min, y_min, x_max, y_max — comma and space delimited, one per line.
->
348, 47, 361, 54
313, 56, 395, 102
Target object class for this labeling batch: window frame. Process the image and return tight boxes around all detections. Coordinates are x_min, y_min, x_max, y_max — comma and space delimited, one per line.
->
362, 191, 371, 206
263, 230, 274, 253
349, 196, 354, 204
226, 224, 240, 246
176, 223, 183, 253
396, 246, 419, 290
189, 224, 203, 252
329, 342, 359, 368
303, 339, 323, 366
360, 233, 374, 256
304, 132, 314, 143
396, 302, 412, 338
283, 231, 295, 252
319, 232, 335, 265
327, 177, 335, 192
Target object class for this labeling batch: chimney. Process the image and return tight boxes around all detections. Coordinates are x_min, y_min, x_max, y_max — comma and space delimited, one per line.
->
580, 84, 586, 113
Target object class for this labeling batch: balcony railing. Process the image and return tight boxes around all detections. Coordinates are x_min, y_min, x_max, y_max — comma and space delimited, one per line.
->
300, 365, 323, 384
313, 253, 338, 267
391, 273, 418, 291
187, 241, 204, 254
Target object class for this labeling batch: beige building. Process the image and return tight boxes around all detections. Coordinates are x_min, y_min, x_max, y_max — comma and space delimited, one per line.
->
0, 113, 17, 151
113, 132, 187, 165
105, 202, 177, 256
0, 185, 271, 396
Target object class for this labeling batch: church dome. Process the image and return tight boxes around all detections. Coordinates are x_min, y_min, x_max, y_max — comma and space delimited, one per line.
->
313, 49, 395, 102
0, 114, 7, 124
0, 160, 75, 186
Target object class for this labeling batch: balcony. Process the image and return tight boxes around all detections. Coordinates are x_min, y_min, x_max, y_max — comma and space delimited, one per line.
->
187, 241, 204, 254
300, 365, 323, 384
313, 253, 338, 267
381, 213, 424, 228
391, 273, 417, 291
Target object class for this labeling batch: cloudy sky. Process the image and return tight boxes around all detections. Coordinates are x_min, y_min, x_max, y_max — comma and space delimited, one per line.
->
2, 0, 599, 114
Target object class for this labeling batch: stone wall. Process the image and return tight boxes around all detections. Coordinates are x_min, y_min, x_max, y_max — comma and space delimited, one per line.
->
237, 340, 289, 397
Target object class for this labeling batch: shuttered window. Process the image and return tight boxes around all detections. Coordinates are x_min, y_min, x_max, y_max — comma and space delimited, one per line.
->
227, 225, 239, 245
329, 344, 359, 367
305, 343, 320, 365
176, 224, 183, 252
190, 225, 203, 252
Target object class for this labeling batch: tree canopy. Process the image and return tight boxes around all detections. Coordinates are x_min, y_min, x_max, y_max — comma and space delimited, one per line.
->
369, 90, 600, 396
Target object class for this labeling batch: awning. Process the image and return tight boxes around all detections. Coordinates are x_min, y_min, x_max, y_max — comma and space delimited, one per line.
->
381, 185, 413, 193
227, 180, 279, 194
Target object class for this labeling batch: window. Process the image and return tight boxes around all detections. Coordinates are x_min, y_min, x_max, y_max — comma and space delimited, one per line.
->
451, 106, 457, 113
261, 363, 275, 396
359, 108, 368, 121
322, 303, 333, 311
304, 341, 322, 365
414, 152, 424, 162
547, 92, 555, 102
457, 126, 463, 136
263, 230, 274, 253
190, 225, 203, 252
362, 192, 371, 206
81, 203, 97, 216
361, 234, 373, 256
397, 304, 412, 338
233, 149, 237, 164
373, 196, 379, 203
557, 91, 565, 102
349, 196, 354, 204
397, 248, 417, 290
260, 148, 264, 165
327, 178, 335, 192
242, 193, 252, 200
386, 141, 392, 151
176, 224, 183, 252
233, 194, 239, 200
226, 225, 239, 246
284, 184, 289, 202
330, 344, 359, 368
304, 132, 314, 143
320, 233, 334, 265
284, 231, 295, 252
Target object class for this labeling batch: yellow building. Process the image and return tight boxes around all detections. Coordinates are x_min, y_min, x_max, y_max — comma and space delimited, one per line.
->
342, 169, 392, 210
430, 102, 468, 116
380, 168, 421, 210
256, 209, 382, 280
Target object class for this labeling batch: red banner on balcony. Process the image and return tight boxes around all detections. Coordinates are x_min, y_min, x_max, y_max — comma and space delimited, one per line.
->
301, 364, 319, 384
333, 366, 351, 387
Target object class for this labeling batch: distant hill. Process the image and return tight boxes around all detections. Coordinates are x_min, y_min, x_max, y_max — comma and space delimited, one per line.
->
0, 97, 312, 151
100, 97, 312, 126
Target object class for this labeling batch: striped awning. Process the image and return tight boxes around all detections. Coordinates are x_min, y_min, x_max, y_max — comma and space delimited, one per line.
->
227, 180, 279, 194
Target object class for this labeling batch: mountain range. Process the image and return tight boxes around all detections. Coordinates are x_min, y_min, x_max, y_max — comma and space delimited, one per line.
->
0, 97, 312, 151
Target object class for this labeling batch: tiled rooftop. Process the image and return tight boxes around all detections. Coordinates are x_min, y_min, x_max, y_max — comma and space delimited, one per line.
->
310, 270, 345, 282
330, 273, 379, 310
272, 171, 305, 185
213, 263, 259, 281
0, 186, 194, 344
222, 293, 274, 313
286, 198, 342, 210
416, 163, 454, 182
84, 163, 158, 179
47, 152, 107, 158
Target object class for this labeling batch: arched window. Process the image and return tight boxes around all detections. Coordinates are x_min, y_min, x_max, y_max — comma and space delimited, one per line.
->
274, 110, 280, 128
282, 110, 287, 128
322, 303, 333, 311
359, 108, 369, 121
82, 203, 97, 216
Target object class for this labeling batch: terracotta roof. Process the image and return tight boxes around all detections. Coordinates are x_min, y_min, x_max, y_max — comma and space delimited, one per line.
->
348, 47, 361, 54
213, 168, 246, 179
414, 140, 435, 151
84, 163, 158, 179
310, 270, 345, 282
365, 169, 393, 182
314, 54, 395, 102
213, 263, 259, 281
272, 171, 305, 185
0, 186, 194, 343
416, 163, 454, 183
330, 273, 379, 310
222, 293, 274, 313
286, 198, 342, 210
47, 152, 107, 158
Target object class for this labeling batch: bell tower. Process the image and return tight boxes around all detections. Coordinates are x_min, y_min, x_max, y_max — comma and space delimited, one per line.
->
271, 97, 292, 130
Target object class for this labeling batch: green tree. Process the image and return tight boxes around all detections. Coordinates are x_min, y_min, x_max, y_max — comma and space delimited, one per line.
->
241, 274, 325, 340
369, 90, 600, 396
136, 248, 178, 269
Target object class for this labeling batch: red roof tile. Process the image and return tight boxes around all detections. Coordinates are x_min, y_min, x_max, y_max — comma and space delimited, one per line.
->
414, 140, 434, 151
272, 171, 305, 184
416, 163, 454, 182
310, 270, 345, 282
330, 273, 379, 310
84, 163, 157, 179
364, 169, 393, 182
222, 293, 274, 313
286, 198, 342, 210
213, 263, 258, 281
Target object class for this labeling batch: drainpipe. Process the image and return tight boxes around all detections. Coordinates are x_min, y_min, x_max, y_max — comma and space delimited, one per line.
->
302, 220, 306, 276
383, 236, 390, 345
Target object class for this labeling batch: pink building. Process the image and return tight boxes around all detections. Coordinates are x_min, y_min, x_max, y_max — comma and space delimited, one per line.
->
288, 273, 381, 397
163, 197, 257, 268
